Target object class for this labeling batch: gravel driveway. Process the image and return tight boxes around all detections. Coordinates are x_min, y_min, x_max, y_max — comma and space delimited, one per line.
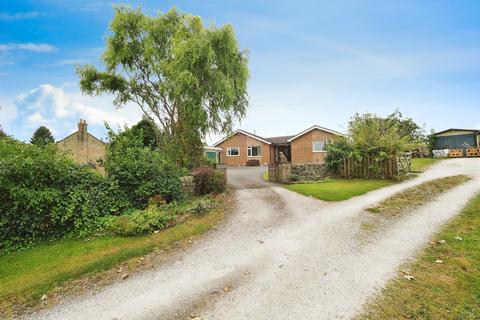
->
226, 166, 271, 189
29, 159, 480, 320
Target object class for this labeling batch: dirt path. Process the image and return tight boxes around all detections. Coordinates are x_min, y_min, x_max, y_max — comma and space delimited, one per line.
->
28, 159, 480, 320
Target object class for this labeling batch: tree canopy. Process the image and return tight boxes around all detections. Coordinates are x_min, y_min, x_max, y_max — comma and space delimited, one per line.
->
30, 126, 55, 146
326, 111, 423, 173
77, 6, 249, 167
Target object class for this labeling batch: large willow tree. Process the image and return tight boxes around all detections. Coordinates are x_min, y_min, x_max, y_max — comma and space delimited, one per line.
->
77, 6, 249, 167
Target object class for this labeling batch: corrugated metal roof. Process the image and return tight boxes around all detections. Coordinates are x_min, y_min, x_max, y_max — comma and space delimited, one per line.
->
434, 128, 479, 136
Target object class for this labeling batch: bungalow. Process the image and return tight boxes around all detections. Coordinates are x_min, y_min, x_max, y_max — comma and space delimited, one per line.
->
212, 125, 345, 166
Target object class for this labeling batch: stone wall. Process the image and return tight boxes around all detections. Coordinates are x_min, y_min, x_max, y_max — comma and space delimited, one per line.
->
272, 162, 327, 183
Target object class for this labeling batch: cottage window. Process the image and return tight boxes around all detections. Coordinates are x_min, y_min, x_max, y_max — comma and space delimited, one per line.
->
312, 140, 328, 152
227, 147, 240, 156
247, 145, 262, 157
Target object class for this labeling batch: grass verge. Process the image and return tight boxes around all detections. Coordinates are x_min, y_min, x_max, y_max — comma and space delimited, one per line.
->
0, 194, 228, 317
262, 170, 268, 181
286, 179, 393, 201
358, 191, 480, 320
367, 175, 471, 216
411, 157, 442, 172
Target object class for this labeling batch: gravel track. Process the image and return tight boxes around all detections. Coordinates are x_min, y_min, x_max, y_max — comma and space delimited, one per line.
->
28, 159, 480, 320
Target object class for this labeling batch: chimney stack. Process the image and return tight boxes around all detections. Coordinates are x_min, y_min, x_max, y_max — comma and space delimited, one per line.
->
78, 119, 87, 141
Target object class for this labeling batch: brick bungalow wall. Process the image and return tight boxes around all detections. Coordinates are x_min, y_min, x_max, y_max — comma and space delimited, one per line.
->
216, 132, 272, 166
290, 128, 339, 164
56, 120, 106, 175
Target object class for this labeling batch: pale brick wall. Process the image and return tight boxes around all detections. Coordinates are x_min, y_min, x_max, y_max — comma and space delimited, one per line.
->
216, 133, 272, 166
56, 120, 106, 175
290, 128, 339, 164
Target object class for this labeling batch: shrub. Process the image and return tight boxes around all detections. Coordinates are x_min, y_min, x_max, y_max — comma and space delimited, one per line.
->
0, 139, 130, 251
246, 159, 260, 166
192, 167, 226, 195
189, 198, 217, 215
105, 126, 183, 208
104, 205, 174, 236
325, 138, 354, 174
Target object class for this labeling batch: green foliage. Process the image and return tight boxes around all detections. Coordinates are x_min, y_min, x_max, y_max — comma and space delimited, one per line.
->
0, 139, 129, 252
105, 125, 183, 208
192, 166, 226, 195
77, 6, 249, 168
384, 110, 426, 142
30, 126, 55, 146
325, 111, 423, 176
103, 197, 218, 236
128, 118, 159, 149
349, 112, 407, 157
104, 206, 174, 236
325, 137, 355, 174
0, 126, 10, 140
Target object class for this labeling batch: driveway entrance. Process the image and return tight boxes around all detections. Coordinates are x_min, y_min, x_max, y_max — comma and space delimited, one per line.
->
226, 166, 272, 189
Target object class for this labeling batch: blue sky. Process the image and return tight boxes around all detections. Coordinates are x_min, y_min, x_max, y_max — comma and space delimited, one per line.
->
1, 0, 479, 143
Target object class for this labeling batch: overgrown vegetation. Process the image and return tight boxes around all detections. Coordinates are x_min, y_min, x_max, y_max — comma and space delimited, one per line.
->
0, 139, 130, 252
359, 191, 480, 320
0, 194, 225, 317
326, 111, 425, 176
0, 122, 226, 252
366, 175, 470, 216
105, 125, 183, 208
192, 166, 226, 195
286, 179, 393, 201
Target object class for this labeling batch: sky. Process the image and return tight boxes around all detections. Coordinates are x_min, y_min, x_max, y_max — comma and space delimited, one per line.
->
0, 0, 479, 144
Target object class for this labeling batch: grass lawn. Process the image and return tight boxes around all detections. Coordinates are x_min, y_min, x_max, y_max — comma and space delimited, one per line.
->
0, 202, 226, 316
359, 191, 480, 319
411, 157, 441, 172
286, 179, 393, 201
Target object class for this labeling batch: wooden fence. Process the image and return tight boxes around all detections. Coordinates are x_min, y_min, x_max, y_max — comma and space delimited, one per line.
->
339, 155, 409, 179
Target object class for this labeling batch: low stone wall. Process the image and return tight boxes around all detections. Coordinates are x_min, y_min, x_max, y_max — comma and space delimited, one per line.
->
272, 162, 327, 183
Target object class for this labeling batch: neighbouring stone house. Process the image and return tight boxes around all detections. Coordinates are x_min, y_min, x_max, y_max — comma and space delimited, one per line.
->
56, 119, 107, 175
212, 125, 345, 166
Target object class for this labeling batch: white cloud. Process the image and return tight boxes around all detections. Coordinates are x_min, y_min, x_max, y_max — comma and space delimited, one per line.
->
13, 84, 139, 140
38, 59, 89, 67
0, 43, 57, 52
0, 11, 39, 21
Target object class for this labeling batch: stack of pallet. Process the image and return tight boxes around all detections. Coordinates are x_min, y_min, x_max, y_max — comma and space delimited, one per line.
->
448, 149, 464, 158
466, 148, 480, 157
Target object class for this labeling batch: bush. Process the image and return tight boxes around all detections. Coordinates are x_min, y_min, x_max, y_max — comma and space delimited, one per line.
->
0, 140, 130, 251
246, 159, 260, 166
104, 205, 174, 236
105, 126, 183, 208
192, 167, 226, 195
325, 138, 354, 174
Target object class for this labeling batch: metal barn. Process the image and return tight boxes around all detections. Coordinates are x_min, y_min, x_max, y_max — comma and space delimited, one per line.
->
434, 129, 480, 150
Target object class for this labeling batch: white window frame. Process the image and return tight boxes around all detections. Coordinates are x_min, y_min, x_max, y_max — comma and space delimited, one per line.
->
312, 140, 328, 153
227, 146, 240, 157
247, 145, 262, 157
